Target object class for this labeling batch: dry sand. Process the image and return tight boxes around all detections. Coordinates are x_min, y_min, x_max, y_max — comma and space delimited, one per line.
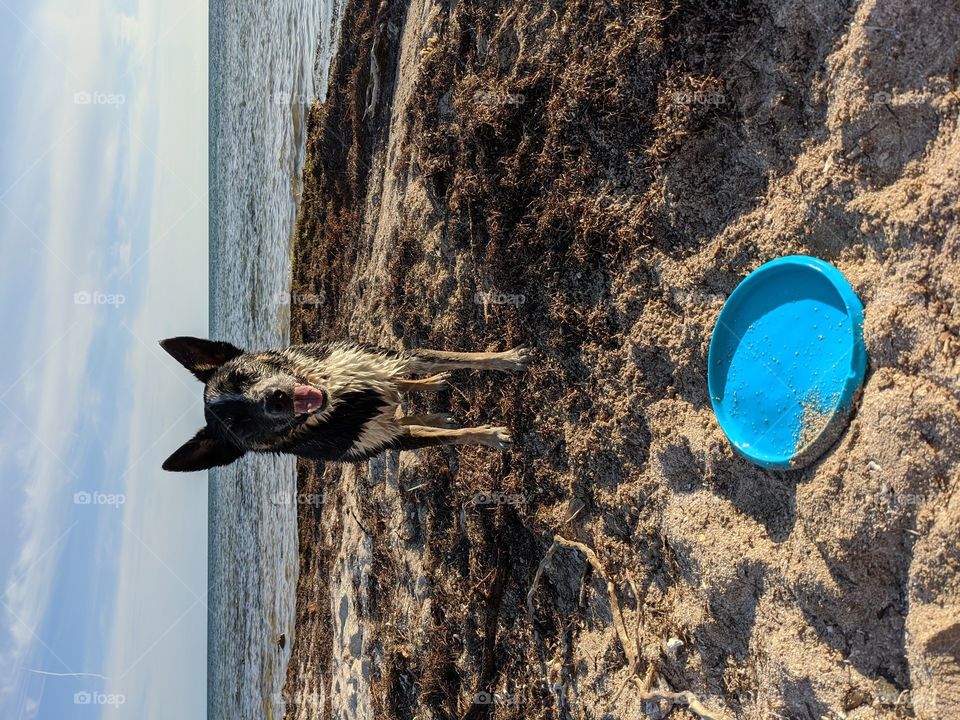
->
283, 0, 960, 717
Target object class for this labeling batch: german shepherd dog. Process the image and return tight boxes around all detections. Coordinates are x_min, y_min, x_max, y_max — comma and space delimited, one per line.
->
160, 337, 529, 472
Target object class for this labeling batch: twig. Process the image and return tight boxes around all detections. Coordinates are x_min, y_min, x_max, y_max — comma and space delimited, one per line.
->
526, 541, 558, 625
639, 662, 655, 693
363, 33, 381, 120
549, 536, 729, 720
446, 378, 472, 406
526, 541, 558, 689
608, 671, 635, 708
609, 661, 654, 711
553, 534, 637, 670
632, 679, 732, 720
577, 562, 590, 612
627, 571, 643, 668
349, 507, 371, 536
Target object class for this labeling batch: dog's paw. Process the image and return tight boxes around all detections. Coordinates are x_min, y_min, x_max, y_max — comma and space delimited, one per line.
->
497, 346, 531, 371
433, 413, 460, 429
480, 426, 512, 450
430, 372, 452, 388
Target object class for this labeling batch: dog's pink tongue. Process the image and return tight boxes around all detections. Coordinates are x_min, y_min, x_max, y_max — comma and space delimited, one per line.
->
294, 385, 326, 414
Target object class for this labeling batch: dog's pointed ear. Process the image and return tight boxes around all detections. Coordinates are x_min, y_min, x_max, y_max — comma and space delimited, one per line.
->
162, 427, 245, 472
159, 337, 243, 383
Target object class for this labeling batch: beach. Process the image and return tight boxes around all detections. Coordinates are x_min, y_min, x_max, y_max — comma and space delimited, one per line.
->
208, 0, 342, 717
282, 0, 960, 717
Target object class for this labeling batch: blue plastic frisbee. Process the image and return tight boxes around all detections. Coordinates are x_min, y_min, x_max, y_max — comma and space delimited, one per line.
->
708, 255, 867, 469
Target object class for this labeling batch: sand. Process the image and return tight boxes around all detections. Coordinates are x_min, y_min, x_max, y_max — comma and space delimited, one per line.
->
283, 0, 960, 717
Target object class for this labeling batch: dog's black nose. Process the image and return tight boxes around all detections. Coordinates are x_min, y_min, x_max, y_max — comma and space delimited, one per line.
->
266, 389, 290, 413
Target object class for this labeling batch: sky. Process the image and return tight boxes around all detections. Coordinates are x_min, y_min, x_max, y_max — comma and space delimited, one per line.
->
0, 0, 209, 717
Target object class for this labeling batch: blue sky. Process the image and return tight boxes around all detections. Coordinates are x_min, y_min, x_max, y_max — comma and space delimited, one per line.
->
0, 0, 208, 717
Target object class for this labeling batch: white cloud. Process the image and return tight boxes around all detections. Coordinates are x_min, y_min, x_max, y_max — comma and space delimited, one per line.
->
0, 38, 121, 714
101, 0, 209, 716
0, 0, 208, 716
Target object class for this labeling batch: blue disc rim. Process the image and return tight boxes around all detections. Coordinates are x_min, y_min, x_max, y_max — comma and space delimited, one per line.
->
707, 255, 867, 469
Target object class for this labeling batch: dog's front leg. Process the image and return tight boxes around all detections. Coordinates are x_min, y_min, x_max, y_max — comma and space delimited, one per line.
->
409, 347, 530, 373
396, 373, 450, 392
396, 413, 459, 428
395, 424, 512, 450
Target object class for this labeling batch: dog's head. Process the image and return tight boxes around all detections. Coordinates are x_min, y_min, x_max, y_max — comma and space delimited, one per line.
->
160, 337, 328, 471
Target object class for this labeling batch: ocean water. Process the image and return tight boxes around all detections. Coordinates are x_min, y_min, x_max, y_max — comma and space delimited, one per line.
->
209, 1, 342, 718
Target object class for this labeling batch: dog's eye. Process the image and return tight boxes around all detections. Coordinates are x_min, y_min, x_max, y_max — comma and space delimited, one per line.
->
227, 415, 254, 436
226, 370, 255, 390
